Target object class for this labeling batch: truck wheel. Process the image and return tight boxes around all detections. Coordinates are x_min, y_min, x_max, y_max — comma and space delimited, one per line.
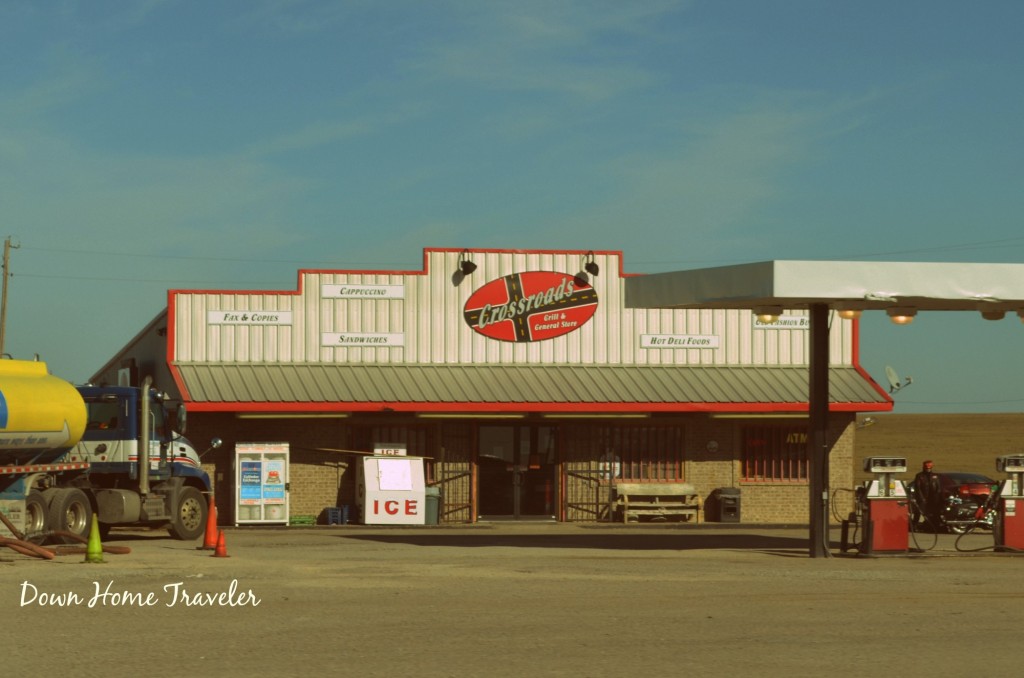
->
48, 488, 93, 544
23, 490, 50, 544
167, 486, 207, 540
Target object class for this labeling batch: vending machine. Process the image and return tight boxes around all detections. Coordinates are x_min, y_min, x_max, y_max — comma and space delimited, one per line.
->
859, 456, 909, 555
995, 455, 1024, 551
234, 442, 290, 526
356, 454, 427, 525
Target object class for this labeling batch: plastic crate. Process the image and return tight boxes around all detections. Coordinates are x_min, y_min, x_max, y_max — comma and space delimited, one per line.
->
289, 515, 316, 526
325, 506, 349, 525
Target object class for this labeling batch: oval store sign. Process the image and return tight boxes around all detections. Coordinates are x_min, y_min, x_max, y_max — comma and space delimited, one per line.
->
463, 271, 599, 343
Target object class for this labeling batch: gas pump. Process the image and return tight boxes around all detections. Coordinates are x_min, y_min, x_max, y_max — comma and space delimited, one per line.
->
856, 456, 909, 555
994, 455, 1024, 552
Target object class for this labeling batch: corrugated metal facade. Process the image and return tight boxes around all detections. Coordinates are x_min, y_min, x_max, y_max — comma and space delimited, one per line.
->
170, 250, 857, 369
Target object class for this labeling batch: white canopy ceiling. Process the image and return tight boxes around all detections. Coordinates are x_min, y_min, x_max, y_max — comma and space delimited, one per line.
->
624, 260, 1024, 316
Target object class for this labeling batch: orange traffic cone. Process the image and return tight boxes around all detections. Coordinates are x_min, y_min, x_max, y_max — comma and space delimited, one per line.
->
211, 530, 229, 558
198, 494, 218, 550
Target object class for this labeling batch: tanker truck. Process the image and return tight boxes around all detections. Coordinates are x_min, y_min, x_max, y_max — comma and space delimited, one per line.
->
0, 358, 220, 544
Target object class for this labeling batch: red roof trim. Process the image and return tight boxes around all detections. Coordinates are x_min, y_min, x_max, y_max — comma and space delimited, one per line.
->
849, 315, 894, 408
186, 400, 889, 414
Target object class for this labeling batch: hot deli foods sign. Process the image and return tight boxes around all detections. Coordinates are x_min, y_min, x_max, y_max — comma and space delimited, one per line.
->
463, 271, 598, 342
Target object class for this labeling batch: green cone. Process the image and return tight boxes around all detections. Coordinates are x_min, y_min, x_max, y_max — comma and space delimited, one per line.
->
84, 513, 104, 564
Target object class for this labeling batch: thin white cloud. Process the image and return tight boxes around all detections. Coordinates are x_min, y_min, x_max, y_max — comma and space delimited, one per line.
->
407, 1, 685, 100
0, 124, 311, 258
549, 93, 846, 253
244, 119, 373, 157
240, 0, 370, 34
0, 59, 102, 120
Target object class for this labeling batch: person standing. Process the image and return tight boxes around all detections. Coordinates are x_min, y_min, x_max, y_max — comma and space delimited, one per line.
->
912, 460, 941, 529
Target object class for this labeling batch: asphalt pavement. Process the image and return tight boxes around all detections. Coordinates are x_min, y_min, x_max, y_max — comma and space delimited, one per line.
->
4, 522, 1022, 677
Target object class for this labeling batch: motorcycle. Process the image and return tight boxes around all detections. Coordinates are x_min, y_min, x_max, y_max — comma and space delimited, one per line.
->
938, 493, 995, 534
908, 484, 995, 534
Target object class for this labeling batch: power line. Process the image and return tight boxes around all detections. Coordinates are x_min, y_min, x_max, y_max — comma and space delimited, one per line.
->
16, 272, 291, 286
17, 234, 1024, 284
21, 246, 400, 268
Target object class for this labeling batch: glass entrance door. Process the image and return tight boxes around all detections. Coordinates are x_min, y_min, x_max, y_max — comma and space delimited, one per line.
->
477, 425, 556, 519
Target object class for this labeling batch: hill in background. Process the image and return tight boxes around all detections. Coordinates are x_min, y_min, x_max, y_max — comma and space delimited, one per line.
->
853, 413, 1024, 484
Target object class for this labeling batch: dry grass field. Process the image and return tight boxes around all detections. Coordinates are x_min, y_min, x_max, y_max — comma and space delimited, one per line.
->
853, 412, 1024, 483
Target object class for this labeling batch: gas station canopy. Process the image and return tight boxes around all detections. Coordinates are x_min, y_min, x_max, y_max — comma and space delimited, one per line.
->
624, 259, 1024, 558
624, 260, 1024, 316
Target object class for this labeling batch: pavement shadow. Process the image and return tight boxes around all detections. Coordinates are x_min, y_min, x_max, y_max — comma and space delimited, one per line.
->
340, 532, 813, 552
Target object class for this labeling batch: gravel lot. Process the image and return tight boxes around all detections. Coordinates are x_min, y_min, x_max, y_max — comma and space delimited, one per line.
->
3, 523, 1021, 677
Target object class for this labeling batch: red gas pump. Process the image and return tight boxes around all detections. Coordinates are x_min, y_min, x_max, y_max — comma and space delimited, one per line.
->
995, 455, 1024, 552
859, 456, 909, 555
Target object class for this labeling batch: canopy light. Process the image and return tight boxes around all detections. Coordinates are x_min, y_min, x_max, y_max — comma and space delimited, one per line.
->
886, 307, 917, 325
753, 305, 784, 324
836, 309, 862, 320
981, 310, 1006, 321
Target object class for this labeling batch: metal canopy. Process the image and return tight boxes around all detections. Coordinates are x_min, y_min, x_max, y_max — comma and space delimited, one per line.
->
625, 260, 1024, 560
624, 260, 1024, 313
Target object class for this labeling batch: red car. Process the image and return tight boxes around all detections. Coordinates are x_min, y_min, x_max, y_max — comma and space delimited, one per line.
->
938, 472, 999, 502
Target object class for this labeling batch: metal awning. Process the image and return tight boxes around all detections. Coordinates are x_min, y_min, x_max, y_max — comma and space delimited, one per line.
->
173, 363, 888, 412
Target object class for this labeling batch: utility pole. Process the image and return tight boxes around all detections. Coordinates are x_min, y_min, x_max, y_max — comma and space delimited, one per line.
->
0, 236, 19, 357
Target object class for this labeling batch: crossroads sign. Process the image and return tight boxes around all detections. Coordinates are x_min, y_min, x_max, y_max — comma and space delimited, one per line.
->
463, 271, 599, 343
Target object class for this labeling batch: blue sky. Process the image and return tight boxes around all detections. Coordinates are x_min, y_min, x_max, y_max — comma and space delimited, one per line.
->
2, 0, 1023, 413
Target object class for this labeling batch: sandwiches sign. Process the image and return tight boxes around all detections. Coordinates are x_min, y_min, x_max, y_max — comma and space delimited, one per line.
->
463, 271, 598, 343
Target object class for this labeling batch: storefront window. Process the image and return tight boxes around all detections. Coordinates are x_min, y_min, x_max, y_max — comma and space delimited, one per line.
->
563, 424, 685, 482
741, 424, 808, 482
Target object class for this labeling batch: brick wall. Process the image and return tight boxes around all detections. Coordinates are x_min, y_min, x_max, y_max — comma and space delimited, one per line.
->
191, 414, 358, 525
683, 414, 855, 524
188, 413, 858, 526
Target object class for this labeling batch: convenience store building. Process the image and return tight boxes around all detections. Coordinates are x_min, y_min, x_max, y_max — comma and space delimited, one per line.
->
90, 248, 891, 525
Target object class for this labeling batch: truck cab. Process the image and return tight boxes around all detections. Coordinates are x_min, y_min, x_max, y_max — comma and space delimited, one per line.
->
1, 360, 217, 545
68, 385, 214, 540
74, 386, 208, 484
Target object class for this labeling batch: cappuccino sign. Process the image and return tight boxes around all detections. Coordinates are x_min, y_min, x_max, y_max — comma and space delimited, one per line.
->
463, 271, 598, 343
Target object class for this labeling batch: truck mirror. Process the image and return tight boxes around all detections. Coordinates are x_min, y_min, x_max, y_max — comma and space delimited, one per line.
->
176, 404, 187, 433
200, 438, 223, 458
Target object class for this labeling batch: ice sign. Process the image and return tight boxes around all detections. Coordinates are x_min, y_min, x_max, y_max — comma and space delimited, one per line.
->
374, 442, 407, 456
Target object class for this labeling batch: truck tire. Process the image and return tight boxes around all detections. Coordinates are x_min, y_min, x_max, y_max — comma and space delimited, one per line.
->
23, 490, 50, 544
167, 486, 207, 540
47, 488, 93, 544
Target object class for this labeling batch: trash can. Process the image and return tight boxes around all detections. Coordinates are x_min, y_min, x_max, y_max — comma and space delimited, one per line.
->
424, 486, 443, 525
712, 487, 741, 523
